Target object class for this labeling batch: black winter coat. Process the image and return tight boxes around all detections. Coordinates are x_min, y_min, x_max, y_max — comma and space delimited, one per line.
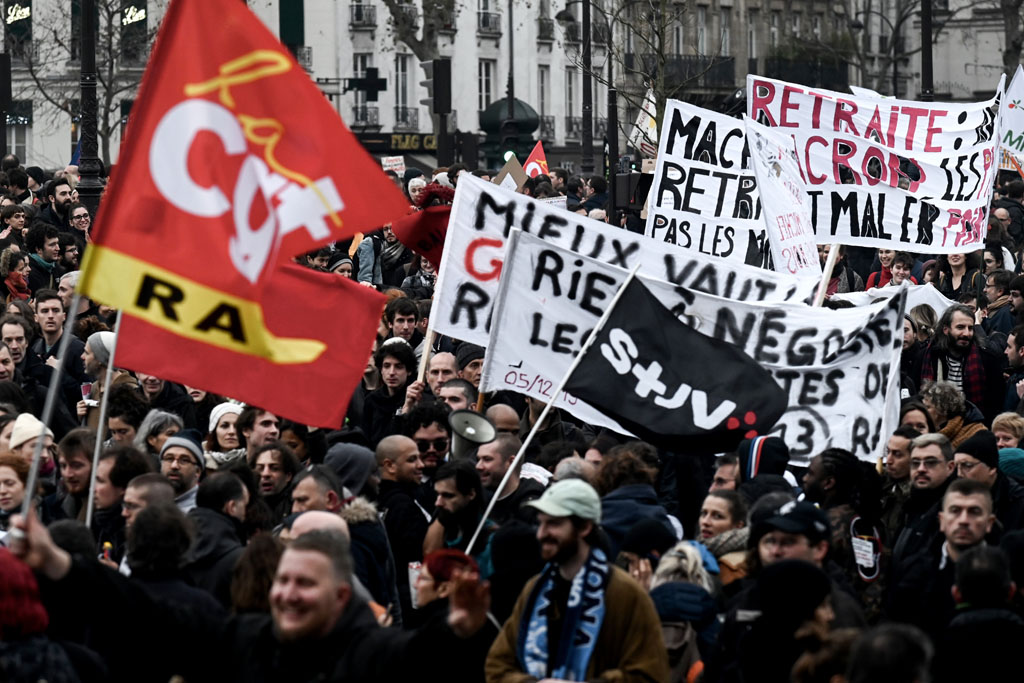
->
40, 558, 477, 683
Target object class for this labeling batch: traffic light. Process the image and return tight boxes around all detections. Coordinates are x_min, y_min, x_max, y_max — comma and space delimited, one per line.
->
419, 58, 451, 115
499, 118, 519, 162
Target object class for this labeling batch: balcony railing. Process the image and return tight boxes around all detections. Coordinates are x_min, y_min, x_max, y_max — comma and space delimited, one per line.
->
393, 4, 418, 27
352, 105, 380, 127
538, 17, 555, 41
565, 116, 583, 140
350, 4, 376, 28
478, 10, 502, 34
395, 106, 419, 130
293, 45, 313, 71
564, 22, 581, 43
435, 7, 457, 33
540, 115, 555, 139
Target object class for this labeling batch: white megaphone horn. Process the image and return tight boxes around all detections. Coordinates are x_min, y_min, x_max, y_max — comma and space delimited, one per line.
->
448, 409, 497, 459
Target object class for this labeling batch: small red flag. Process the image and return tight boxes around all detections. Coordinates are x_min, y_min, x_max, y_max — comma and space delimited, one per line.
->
391, 205, 451, 271
78, 0, 405, 426
523, 141, 549, 178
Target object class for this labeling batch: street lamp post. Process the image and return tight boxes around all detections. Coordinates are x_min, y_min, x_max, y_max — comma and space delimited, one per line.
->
920, 0, 933, 100
77, 0, 104, 217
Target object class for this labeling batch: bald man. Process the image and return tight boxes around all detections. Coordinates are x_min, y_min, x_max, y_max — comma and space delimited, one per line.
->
486, 404, 520, 435
375, 435, 430, 623
289, 510, 351, 539
426, 352, 458, 395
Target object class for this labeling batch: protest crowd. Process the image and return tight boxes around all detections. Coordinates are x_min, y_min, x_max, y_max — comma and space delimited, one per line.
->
4, 2, 1024, 682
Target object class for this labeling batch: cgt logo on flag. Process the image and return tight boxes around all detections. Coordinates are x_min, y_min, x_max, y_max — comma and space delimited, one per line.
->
78, 0, 407, 426
153, 50, 345, 285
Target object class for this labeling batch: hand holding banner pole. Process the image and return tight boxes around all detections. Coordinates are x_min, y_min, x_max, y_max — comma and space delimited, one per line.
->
813, 245, 840, 307
85, 312, 123, 527
465, 262, 642, 555
11, 294, 83, 542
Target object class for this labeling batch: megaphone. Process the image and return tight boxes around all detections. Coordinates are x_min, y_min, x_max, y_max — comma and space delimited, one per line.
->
448, 409, 496, 460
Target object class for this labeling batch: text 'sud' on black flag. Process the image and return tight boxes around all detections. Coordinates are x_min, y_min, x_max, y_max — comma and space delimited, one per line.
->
565, 278, 787, 451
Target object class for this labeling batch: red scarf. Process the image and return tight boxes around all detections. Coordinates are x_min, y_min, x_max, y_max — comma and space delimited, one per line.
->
5, 271, 29, 301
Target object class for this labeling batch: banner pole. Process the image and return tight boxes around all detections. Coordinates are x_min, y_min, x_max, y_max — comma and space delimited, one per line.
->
416, 329, 434, 384
466, 263, 642, 554
85, 311, 123, 527
813, 244, 840, 307
11, 294, 83, 540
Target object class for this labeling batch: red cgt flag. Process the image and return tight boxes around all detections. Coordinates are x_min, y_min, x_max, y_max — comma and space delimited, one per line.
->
78, 0, 408, 427
523, 141, 549, 178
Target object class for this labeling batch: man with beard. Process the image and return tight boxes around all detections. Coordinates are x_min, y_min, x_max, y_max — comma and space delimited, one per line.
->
159, 430, 206, 513
486, 479, 668, 681
57, 233, 80, 272
250, 441, 300, 524
1005, 325, 1024, 412
39, 178, 73, 231
402, 400, 450, 514
424, 461, 495, 574
57, 271, 95, 320
920, 303, 1004, 422
41, 427, 94, 523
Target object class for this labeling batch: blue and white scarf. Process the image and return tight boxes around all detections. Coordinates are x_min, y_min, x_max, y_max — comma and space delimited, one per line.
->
516, 547, 610, 681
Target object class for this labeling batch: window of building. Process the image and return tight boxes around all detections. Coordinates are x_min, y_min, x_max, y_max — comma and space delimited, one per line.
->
279, 0, 304, 56
354, 53, 372, 108
478, 59, 495, 111
6, 101, 30, 161
720, 7, 731, 54
395, 54, 409, 109
538, 65, 549, 115
748, 10, 758, 58
770, 12, 779, 48
565, 66, 576, 114
697, 7, 706, 55
812, 14, 822, 40
792, 13, 801, 37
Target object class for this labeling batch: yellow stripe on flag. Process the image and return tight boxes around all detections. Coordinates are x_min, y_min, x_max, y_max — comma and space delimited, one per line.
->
78, 246, 326, 364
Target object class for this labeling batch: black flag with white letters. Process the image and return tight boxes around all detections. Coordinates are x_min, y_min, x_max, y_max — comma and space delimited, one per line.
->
565, 278, 787, 452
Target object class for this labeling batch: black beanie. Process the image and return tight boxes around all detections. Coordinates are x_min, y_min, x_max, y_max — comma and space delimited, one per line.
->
957, 430, 999, 469
621, 518, 678, 558
737, 436, 790, 480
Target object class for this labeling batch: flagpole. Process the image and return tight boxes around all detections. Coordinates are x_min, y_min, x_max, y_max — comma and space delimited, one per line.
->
416, 329, 434, 384
10, 294, 83, 540
85, 311, 123, 527
813, 244, 841, 307
466, 263, 642, 554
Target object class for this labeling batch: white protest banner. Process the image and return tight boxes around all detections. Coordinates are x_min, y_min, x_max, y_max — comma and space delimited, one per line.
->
849, 85, 888, 99
483, 230, 907, 464
747, 74, 1003, 153
382, 155, 406, 174
644, 99, 768, 266
628, 88, 660, 158
745, 117, 822, 280
1001, 65, 1024, 164
432, 175, 818, 347
832, 283, 956, 317
746, 74, 1003, 253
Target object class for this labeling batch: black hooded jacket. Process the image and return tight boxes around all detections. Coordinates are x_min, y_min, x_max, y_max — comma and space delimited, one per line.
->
184, 507, 245, 607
